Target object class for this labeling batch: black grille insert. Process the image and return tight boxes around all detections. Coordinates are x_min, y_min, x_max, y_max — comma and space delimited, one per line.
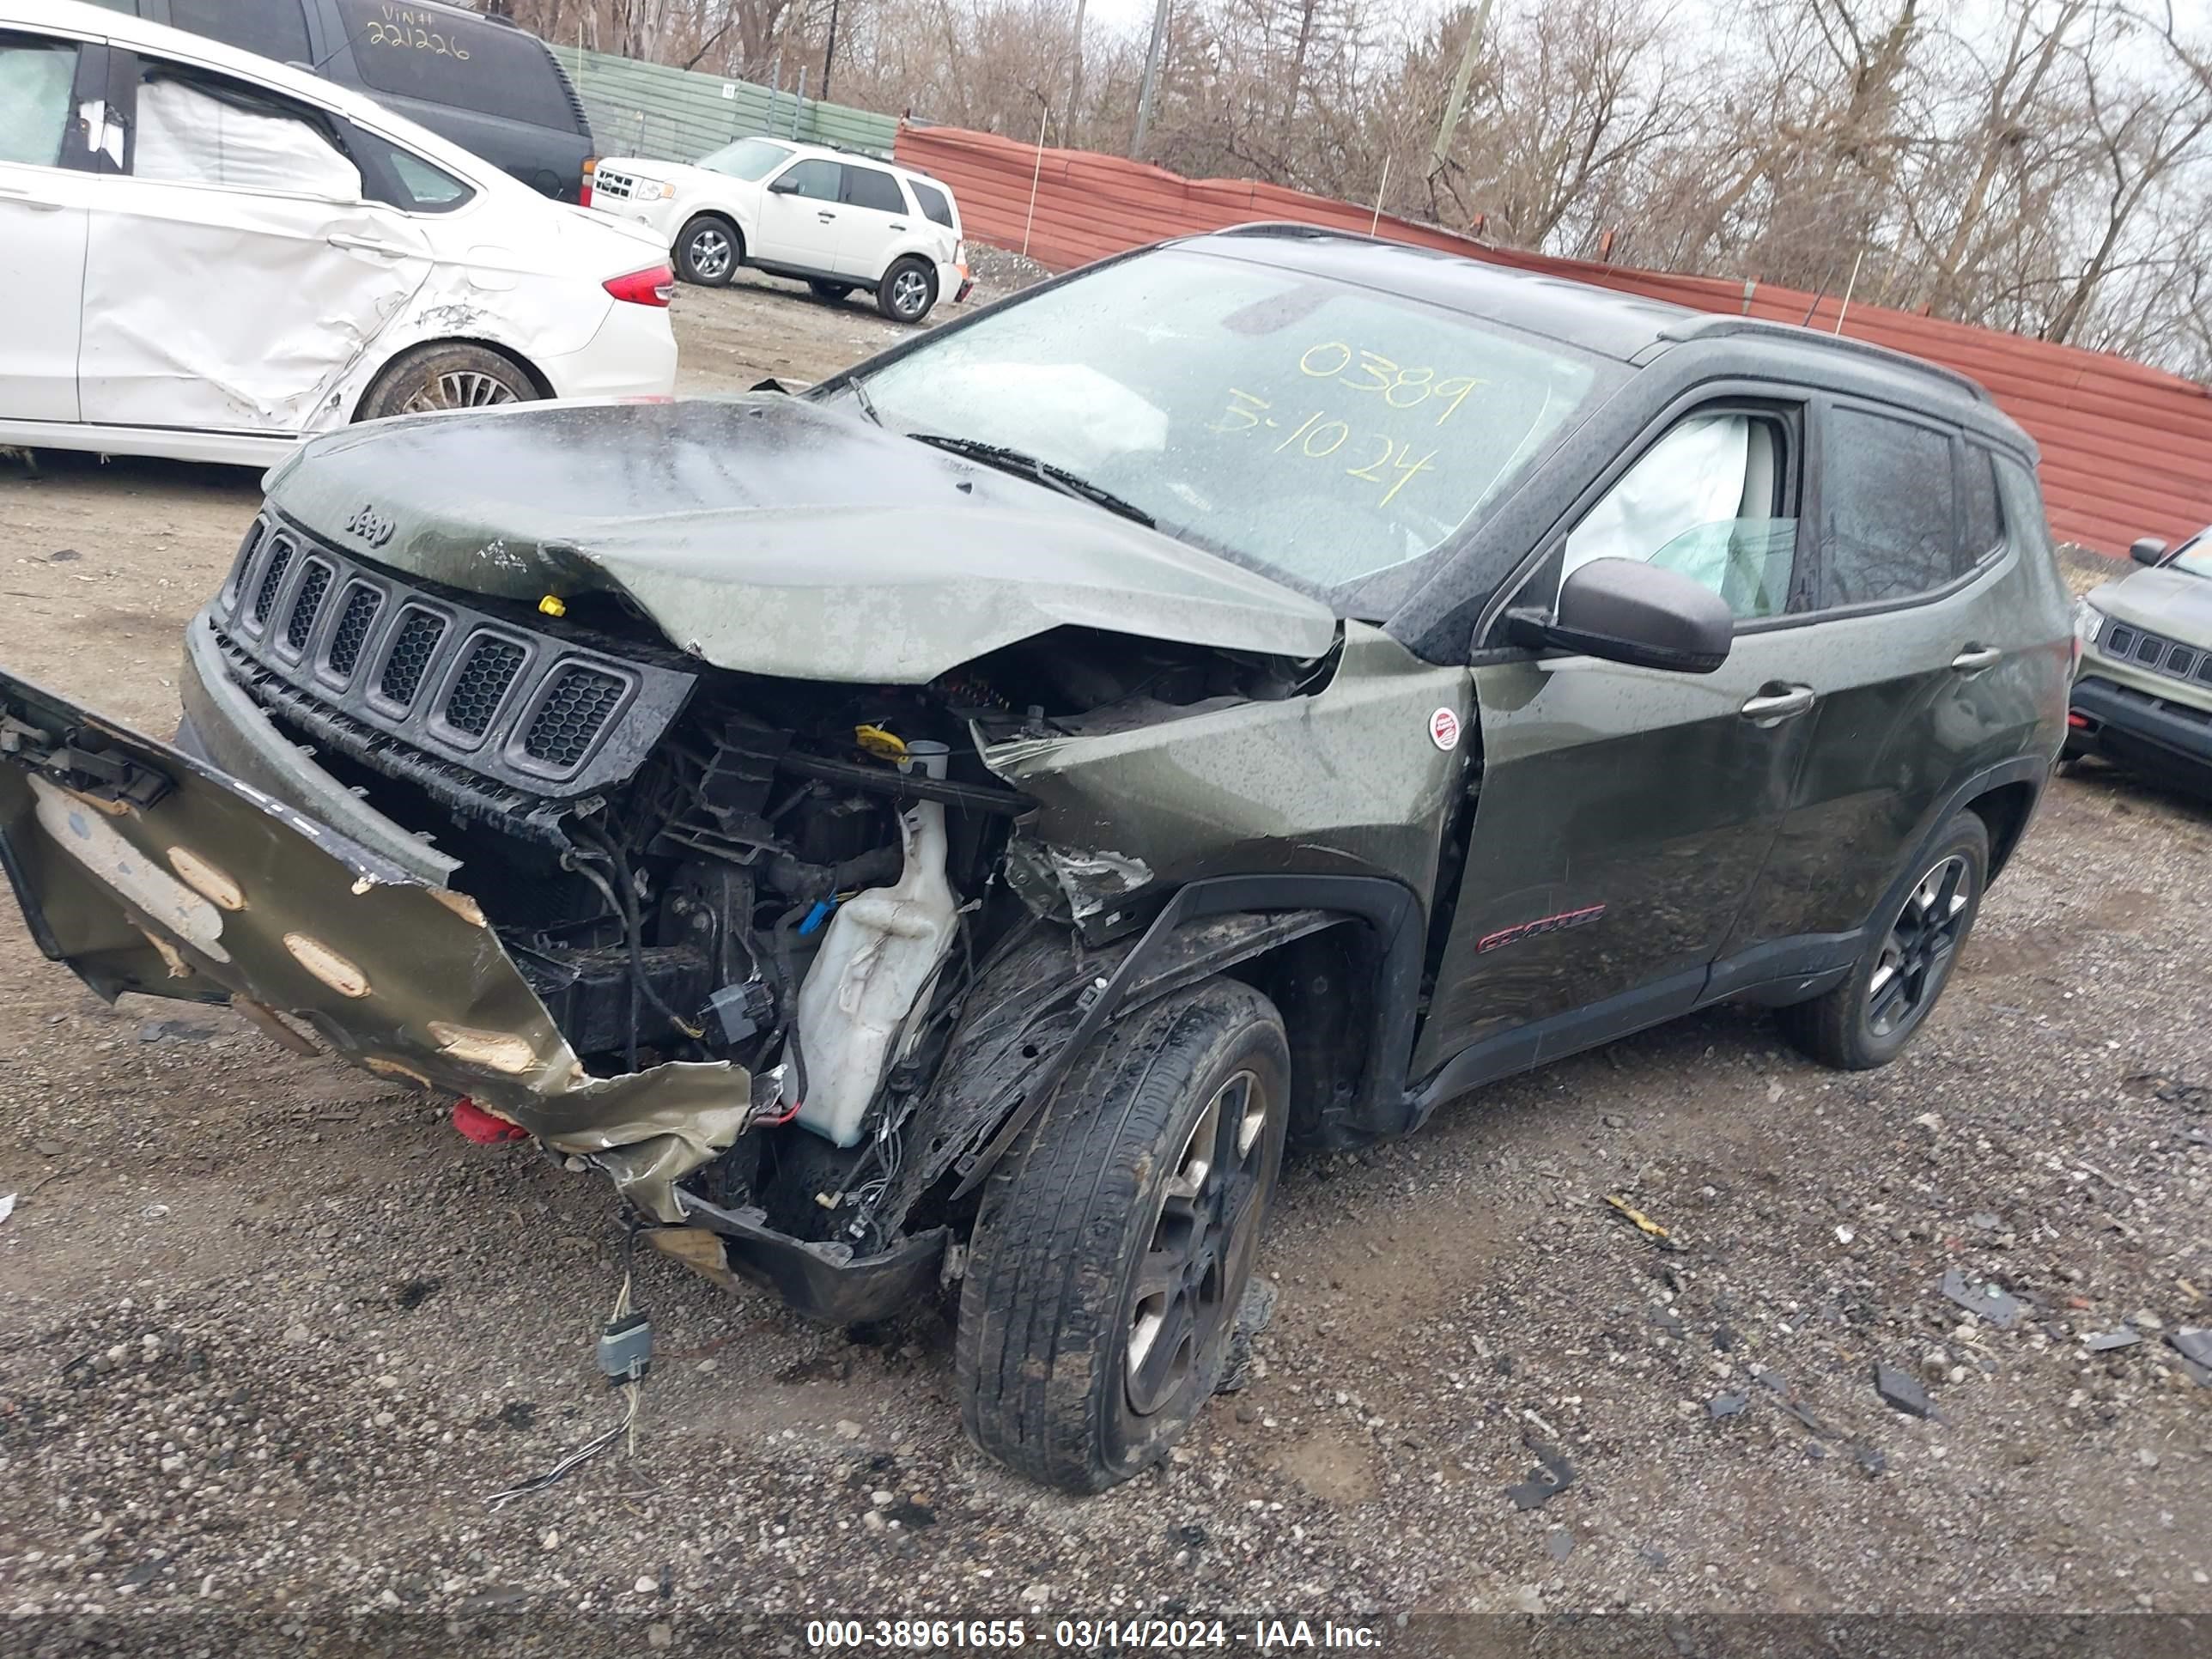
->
445, 637, 526, 738
522, 665, 626, 769
284, 562, 332, 653
224, 522, 263, 605
379, 609, 447, 707
252, 539, 295, 627
325, 585, 381, 679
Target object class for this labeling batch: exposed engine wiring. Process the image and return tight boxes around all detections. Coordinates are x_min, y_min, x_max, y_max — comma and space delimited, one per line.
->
486, 1254, 643, 1509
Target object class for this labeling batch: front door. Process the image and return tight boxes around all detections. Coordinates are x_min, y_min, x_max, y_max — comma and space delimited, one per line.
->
77, 49, 430, 434
752, 155, 844, 270
0, 28, 101, 423
1414, 398, 1819, 1077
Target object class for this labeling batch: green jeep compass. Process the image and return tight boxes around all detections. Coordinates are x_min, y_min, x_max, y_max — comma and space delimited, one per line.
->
0, 227, 2073, 1491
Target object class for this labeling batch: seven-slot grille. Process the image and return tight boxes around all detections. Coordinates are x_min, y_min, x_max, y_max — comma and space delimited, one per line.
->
2104, 621, 2212, 690
209, 515, 693, 797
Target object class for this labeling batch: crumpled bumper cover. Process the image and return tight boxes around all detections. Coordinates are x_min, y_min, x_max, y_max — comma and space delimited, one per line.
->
0, 666, 746, 1224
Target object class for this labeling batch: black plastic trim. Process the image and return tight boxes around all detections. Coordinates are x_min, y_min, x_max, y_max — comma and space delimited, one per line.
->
672, 1195, 949, 1324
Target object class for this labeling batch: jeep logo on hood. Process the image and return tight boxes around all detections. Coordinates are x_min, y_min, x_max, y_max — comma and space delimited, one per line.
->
343, 503, 395, 549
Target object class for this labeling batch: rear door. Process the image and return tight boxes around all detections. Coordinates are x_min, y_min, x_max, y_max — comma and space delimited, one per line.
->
0, 27, 103, 423
830, 161, 911, 280
1414, 392, 1820, 1074
77, 46, 433, 434
752, 155, 842, 269
1719, 404, 2045, 961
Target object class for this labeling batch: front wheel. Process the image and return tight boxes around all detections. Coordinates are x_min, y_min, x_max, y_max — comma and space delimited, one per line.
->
675, 215, 739, 286
1778, 811, 1988, 1070
957, 979, 1289, 1492
876, 255, 936, 324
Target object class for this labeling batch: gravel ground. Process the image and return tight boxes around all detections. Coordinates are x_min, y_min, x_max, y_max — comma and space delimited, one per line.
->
1, 275, 2209, 1656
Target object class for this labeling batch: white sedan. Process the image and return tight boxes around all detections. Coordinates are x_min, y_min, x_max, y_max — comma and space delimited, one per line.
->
0, 0, 678, 467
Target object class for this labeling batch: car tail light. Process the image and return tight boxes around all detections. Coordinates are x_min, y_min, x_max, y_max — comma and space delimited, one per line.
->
605, 265, 674, 307
580, 155, 596, 209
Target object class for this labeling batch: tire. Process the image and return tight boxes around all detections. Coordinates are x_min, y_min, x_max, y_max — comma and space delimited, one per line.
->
876, 255, 936, 324
957, 979, 1290, 1492
807, 280, 854, 302
356, 343, 537, 422
675, 215, 739, 286
1778, 811, 1989, 1071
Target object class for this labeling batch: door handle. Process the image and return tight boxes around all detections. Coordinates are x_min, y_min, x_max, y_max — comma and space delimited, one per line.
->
1950, 645, 2002, 672
1740, 684, 1816, 724
889, 222, 906, 230
0, 182, 61, 210
327, 233, 415, 257
817, 210, 836, 221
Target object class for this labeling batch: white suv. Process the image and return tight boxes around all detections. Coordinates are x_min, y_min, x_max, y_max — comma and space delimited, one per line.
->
591, 137, 972, 324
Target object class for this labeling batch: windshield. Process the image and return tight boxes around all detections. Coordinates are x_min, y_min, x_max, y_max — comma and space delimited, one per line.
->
697, 137, 791, 181
853, 247, 1608, 605
2172, 530, 2210, 578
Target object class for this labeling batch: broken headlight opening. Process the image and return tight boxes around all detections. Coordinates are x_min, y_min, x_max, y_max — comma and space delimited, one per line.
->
199, 537, 1323, 1300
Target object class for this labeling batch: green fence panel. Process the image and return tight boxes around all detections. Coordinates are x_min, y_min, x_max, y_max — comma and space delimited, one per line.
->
550, 45, 896, 164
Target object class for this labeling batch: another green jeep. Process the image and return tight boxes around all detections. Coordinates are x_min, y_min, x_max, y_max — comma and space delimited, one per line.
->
0, 228, 2072, 1491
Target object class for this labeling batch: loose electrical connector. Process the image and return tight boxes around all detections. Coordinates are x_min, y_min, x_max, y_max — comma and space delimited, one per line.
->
597, 1309, 652, 1388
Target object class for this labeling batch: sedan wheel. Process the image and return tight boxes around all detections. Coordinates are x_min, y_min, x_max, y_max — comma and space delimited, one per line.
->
399, 368, 520, 415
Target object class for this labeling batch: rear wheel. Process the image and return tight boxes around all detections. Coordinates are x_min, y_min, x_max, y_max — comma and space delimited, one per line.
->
957, 979, 1288, 1492
675, 215, 739, 286
356, 343, 536, 422
807, 279, 854, 303
1778, 811, 1988, 1070
877, 255, 936, 324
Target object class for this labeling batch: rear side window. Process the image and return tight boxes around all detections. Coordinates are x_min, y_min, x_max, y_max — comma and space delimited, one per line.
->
0, 34, 76, 167
334, 3, 580, 132
1820, 406, 1958, 607
909, 178, 955, 228
171, 0, 312, 65
841, 164, 905, 214
1959, 446, 2002, 568
131, 65, 362, 199
343, 122, 471, 211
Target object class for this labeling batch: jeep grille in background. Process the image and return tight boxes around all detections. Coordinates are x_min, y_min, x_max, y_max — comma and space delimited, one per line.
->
204, 514, 695, 799
252, 538, 295, 627
284, 562, 332, 653
380, 609, 448, 707
325, 585, 381, 678
2105, 622, 2212, 689
445, 637, 526, 738
523, 665, 626, 769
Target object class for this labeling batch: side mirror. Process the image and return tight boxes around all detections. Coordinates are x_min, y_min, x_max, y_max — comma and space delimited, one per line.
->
2130, 537, 2167, 567
1508, 557, 1733, 674
767, 175, 799, 194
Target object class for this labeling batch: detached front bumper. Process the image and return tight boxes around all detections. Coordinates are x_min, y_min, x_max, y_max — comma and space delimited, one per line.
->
2069, 673, 2212, 789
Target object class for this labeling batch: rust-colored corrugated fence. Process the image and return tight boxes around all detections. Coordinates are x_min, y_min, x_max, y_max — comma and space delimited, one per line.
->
897, 124, 2212, 556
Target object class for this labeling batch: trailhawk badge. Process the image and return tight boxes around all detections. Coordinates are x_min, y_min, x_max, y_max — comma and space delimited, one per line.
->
1429, 707, 1462, 751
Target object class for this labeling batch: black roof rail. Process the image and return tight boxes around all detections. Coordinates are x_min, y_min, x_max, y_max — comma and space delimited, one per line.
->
1656, 314, 1990, 402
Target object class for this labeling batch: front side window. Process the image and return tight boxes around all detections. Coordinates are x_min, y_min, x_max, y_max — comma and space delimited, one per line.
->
1820, 406, 1958, 607
171, 0, 311, 65
0, 34, 76, 167
772, 157, 840, 202
2170, 529, 2211, 579
1561, 410, 1799, 621
853, 248, 1607, 605
697, 137, 789, 181
131, 65, 362, 200
842, 164, 904, 214
909, 178, 955, 228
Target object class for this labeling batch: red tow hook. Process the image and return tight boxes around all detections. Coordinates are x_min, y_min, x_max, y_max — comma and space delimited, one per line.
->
452, 1096, 529, 1146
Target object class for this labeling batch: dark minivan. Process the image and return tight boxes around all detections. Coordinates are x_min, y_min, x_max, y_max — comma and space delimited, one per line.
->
85, 0, 596, 201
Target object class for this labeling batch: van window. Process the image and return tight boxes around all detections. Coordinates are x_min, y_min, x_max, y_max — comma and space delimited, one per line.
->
172, 0, 312, 66
908, 178, 956, 229
333, 3, 580, 132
